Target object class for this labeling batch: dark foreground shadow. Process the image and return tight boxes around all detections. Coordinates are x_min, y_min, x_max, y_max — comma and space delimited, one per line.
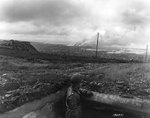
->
55, 99, 149, 118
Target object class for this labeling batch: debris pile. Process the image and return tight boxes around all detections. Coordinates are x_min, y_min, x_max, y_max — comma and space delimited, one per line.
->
0, 75, 69, 113
81, 78, 150, 100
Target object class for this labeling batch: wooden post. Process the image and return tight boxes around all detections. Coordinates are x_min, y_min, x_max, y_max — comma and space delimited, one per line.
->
145, 44, 148, 62
96, 32, 99, 58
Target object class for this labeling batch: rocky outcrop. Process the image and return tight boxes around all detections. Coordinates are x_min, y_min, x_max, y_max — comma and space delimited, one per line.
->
0, 40, 38, 53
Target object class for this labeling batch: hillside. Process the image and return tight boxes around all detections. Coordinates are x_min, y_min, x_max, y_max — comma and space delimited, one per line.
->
0, 54, 150, 116
0, 40, 40, 59
0, 40, 143, 63
31, 42, 83, 56
31, 42, 144, 62
0, 40, 38, 53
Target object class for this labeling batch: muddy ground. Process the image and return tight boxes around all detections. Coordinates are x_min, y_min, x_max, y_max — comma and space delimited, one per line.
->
1, 55, 150, 115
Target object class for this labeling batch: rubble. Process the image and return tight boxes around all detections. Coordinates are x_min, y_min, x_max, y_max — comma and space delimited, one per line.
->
0, 77, 7, 86
0, 76, 69, 113
81, 77, 150, 100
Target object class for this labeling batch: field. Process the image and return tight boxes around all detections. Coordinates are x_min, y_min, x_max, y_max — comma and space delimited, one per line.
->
1, 54, 150, 113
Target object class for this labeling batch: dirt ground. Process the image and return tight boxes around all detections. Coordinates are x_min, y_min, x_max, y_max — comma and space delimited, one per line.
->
1, 55, 150, 113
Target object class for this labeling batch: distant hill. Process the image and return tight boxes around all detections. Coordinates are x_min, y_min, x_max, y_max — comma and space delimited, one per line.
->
0, 40, 38, 53
0, 40, 143, 63
31, 42, 84, 56
0, 40, 39, 59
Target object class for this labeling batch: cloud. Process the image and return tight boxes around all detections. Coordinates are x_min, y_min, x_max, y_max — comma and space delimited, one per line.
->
0, 0, 150, 47
2, 0, 89, 25
0, 0, 95, 39
121, 1, 150, 29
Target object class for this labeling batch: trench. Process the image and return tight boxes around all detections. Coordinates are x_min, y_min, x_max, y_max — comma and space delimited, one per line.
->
55, 98, 147, 118
1, 89, 149, 118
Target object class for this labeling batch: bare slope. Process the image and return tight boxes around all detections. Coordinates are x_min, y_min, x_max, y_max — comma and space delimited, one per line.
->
0, 40, 39, 59
0, 40, 38, 53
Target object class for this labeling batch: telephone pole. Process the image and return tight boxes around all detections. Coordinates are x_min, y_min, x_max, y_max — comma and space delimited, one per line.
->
145, 44, 148, 62
96, 32, 99, 58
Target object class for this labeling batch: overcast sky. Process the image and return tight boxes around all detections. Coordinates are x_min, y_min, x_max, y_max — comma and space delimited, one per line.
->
0, 0, 150, 48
